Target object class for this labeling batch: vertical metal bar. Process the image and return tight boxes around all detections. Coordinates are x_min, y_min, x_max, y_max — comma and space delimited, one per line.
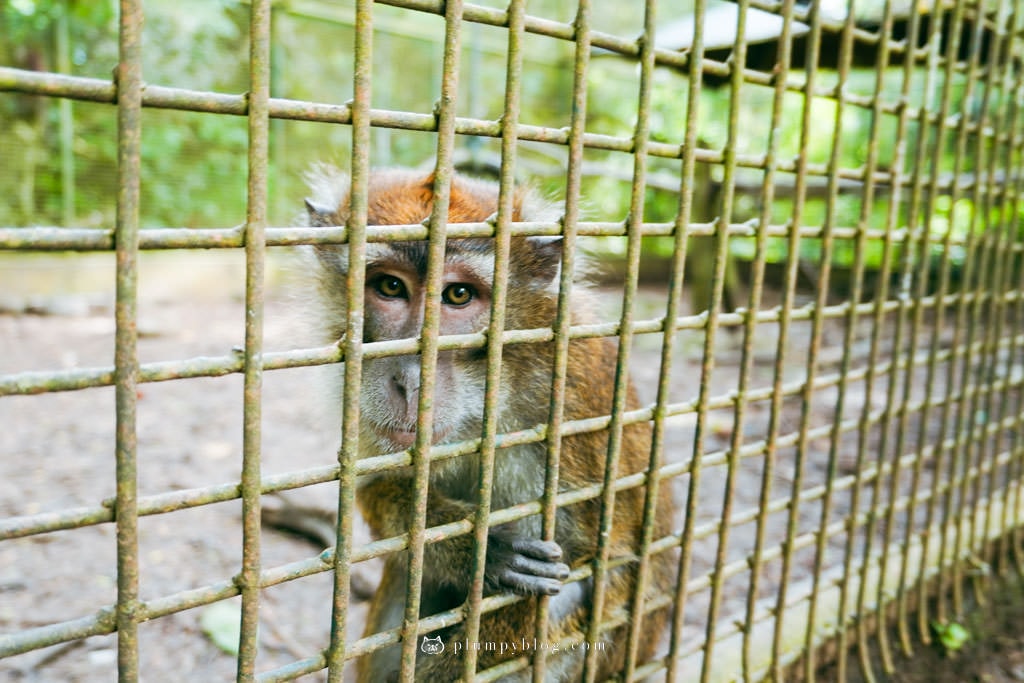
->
834, 4, 904, 674
236, 0, 271, 680
798, 3, 856, 679
909, 0, 962, 643
842, 1, 896, 674
581, 0, 656, 680
622, 2, 699, 676
869, 0, 926, 663
994, 11, 1024, 575
1008, 128, 1024, 571
952, 0, 1010, 603
665, 0, 707, 678
741, 3, 816, 679
713, 1, 794, 680
114, 1, 143, 680
954, 0, 1011, 589
532, 2, 591, 679
1006, 176, 1024, 571
694, 0, 751, 676
892, 0, 948, 655
798, 2, 864, 679
625, 136, 691, 680
933, 0, 986, 621
765, 2, 843, 679
397, 1, 463, 679
976, 0, 1017, 580
461, 0, 524, 679
325, 2, 373, 681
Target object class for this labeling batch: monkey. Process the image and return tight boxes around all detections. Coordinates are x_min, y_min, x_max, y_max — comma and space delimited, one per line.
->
304, 166, 678, 682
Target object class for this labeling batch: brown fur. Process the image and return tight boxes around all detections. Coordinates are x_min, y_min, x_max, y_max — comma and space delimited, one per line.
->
309, 168, 677, 682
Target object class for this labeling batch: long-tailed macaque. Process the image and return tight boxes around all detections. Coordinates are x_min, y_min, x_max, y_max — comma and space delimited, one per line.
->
305, 167, 677, 682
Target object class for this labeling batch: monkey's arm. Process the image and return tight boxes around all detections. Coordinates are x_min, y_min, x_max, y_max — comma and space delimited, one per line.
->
357, 471, 474, 534
359, 472, 569, 596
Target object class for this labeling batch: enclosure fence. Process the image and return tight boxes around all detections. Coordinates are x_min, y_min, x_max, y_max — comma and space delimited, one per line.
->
3, 0, 1024, 681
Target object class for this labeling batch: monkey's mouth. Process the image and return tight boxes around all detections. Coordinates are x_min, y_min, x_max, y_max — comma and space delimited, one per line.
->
375, 424, 451, 449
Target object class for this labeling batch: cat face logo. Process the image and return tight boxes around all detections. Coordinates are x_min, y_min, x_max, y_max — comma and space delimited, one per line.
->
421, 635, 444, 655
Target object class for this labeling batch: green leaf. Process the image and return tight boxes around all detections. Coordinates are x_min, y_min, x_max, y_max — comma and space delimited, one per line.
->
932, 620, 970, 654
200, 599, 243, 656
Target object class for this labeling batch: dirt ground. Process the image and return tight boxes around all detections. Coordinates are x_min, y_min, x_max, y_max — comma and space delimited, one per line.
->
1, 250, 1021, 682
819, 571, 1024, 683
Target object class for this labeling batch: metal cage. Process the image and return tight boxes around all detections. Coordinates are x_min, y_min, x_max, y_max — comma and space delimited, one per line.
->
3, 0, 1024, 681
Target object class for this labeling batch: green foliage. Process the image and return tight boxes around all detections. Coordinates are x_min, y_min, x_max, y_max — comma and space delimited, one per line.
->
0, 0, 1015, 270
200, 599, 243, 656
2, 1, 251, 228
932, 620, 971, 656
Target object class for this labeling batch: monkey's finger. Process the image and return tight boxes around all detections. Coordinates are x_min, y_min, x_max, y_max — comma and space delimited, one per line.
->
500, 570, 563, 596
509, 555, 571, 580
509, 538, 563, 562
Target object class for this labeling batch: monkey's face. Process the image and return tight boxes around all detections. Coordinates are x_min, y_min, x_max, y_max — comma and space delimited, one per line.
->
358, 239, 494, 452
306, 168, 564, 454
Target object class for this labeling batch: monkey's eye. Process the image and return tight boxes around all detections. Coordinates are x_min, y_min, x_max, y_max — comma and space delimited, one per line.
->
373, 275, 407, 299
442, 283, 475, 306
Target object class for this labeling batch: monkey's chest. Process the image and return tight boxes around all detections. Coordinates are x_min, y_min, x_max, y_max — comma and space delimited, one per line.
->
432, 445, 546, 511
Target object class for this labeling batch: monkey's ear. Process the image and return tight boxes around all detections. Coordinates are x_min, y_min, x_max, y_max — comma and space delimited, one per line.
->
305, 197, 339, 227
526, 235, 564, 284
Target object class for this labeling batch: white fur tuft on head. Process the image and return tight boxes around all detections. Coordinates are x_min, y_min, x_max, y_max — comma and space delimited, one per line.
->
303, 163, 349, 217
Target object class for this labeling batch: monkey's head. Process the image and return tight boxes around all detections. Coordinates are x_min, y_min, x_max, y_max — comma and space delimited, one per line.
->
307, 167, 563, 452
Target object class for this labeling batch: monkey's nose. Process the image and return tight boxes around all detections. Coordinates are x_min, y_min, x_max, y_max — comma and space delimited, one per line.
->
391, 374, 421, 419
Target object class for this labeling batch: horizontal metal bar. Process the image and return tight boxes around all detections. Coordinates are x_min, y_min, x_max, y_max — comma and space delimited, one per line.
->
7, 345, 1017, 551
2, 212, 1015, 251
4, 290, 1019, 396
4, 65, 1019, 187
5, 398, 1018, 662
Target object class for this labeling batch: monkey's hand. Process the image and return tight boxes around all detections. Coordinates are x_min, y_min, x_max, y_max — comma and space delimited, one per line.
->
485, 527, 570, 596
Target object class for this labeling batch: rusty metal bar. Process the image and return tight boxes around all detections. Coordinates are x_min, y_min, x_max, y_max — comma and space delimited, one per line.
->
0, 0, 964, 110
844, 0, 897, 675
995, 13, 1024, 577
462, 1, 528, 679
731, 0, 797, 678
973, 0, 1018, 591
947, 0, 1009, 618
770, 0, 848, 679
623, 0, 702, 674
394, 0, 463, 679
7, 215, 1009, 252
664, 0, 708, 679
5, 310, 1017, 430
528, 0, 592, 678
5, 382, 1023, 663
782, 1, 847, 679
7, 62, 1006, 180
236, 0, 271, 679
906, 0, 965, 646
324, 3, 374, 679
460, 0, 524, 678
867, 0, 927, 665
581, 0, 656, 679
55, 3, 74, 227
814, 2, 881, 680
933, 0, 985, 624
696, 0, 753, 676
112, 1, 143, 680
891, 0, 952, 656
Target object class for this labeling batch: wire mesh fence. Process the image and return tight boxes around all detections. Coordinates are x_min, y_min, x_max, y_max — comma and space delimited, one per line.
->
3, 0, 1024, 681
